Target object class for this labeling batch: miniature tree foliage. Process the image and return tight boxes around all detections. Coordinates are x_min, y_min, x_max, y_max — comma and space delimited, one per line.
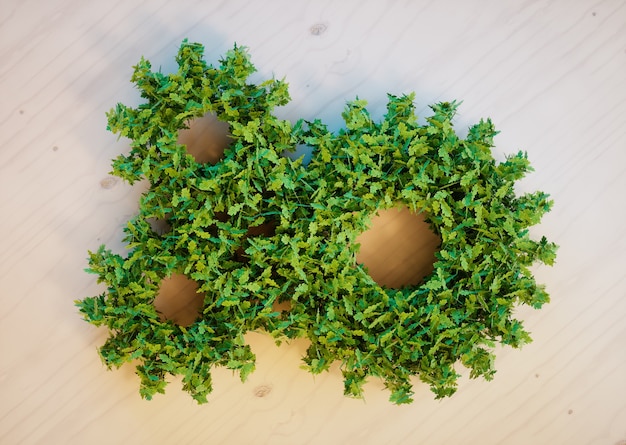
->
76, 40, 557, 404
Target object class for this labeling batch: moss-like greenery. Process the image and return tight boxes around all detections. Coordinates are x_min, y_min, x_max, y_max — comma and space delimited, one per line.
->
76, 40, 557, 404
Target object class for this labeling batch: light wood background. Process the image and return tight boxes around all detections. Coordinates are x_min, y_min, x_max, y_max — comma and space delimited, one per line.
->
1, 1, 625, 444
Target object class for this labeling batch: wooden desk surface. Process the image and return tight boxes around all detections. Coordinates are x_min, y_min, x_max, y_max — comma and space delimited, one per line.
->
1, 1, 625, 444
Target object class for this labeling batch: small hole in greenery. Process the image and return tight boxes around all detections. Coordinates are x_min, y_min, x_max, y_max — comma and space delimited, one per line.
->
234, 217, 278, 264
146, 216, 172, 236
355, 206, 440, 288
153, 273, 204, 327
283, 144, 314, 166
178, 112, 231, 165
272, 299, 292, 314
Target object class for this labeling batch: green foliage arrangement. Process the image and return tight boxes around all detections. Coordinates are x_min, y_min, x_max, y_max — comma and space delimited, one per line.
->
76, 40, 557, 404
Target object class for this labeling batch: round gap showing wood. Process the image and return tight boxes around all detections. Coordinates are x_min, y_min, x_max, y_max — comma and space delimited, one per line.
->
153, 273, 205, 327
282, 144, 314, 166
177, 112, 231, 164
272, 299, 291, 314
355, 206, 441, 289
234, 218, 279, 264
147, 216, 172, 236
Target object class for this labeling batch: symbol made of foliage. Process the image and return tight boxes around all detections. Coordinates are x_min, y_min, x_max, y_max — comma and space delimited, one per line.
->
76, 40, 557, 404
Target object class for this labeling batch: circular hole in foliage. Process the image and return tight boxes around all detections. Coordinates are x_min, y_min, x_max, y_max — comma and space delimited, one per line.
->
153, 273, 205, 326
282, 144, 314, 166
234, 218, 279, 264
355, 206, 441, 289
178, 112, 231, 164
146, 216, 172, 236
272, 299, 292, 314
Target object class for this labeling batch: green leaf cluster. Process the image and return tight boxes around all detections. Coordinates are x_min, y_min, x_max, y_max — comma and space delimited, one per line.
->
76, 40, 557, 404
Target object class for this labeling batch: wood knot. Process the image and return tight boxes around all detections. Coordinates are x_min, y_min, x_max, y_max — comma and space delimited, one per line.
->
100, 176, 118, 189
310, 23, 327, 36
253, 384, 273, 398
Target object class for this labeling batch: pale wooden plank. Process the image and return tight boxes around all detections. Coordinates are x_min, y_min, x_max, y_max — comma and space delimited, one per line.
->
1, 0, 625, 444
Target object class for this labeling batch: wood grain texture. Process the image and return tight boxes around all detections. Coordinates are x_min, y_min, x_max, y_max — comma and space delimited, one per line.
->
1, 0, 625, 444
